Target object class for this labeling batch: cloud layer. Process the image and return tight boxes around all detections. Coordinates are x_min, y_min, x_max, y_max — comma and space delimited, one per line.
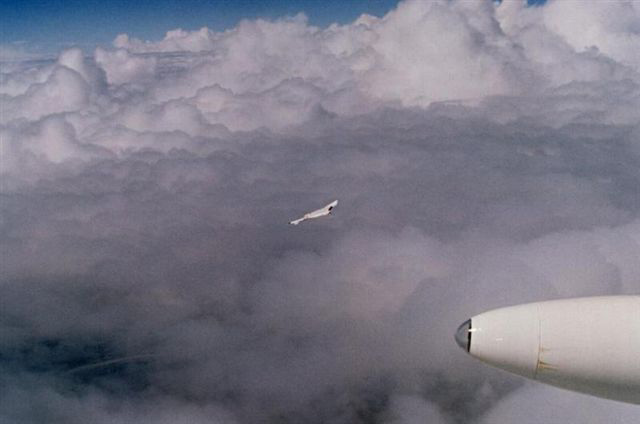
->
2, 1, 640, 422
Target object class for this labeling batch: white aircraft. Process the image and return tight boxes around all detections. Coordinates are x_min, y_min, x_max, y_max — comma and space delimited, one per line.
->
289, 200, 338, 225
455, 295, 640, 404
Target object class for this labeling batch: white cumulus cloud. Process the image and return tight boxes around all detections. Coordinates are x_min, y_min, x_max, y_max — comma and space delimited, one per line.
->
1, 1, 640, 423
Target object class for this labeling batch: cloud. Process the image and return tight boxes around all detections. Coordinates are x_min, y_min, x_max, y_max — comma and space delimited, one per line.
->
94, 48, 157, 85
1, 65, 90, 123
542, 0, 640, 69
384, 395, 447, 424
481, 382, 640, 424
1, 0, 640, 423
0, 43, 44, 63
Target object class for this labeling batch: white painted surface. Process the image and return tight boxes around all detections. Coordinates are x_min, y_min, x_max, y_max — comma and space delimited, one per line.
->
289, 200, 338, 225
470, 303, 539, 379
465, 296, 640, 404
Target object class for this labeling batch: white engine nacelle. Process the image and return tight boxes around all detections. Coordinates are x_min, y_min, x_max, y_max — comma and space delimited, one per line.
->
456, 296, 640, 404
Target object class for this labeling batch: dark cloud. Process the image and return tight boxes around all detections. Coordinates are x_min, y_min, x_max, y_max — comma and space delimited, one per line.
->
2, 1, 640, 423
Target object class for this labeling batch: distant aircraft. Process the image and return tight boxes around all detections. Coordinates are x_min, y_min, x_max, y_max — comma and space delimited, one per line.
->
455, 295, 640, 404
289, 200, 338, 225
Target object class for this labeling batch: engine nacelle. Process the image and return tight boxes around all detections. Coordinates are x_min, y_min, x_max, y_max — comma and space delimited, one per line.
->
455, 296, 640, 404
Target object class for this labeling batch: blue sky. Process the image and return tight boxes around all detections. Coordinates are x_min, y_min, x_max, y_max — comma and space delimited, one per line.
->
2, 0, 547, 55
1, 0, 400, 53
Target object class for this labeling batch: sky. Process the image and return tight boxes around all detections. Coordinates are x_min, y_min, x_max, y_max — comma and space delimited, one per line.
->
2, 0, 402, 54
2, 0, 640, 423
1, 0, 548, 55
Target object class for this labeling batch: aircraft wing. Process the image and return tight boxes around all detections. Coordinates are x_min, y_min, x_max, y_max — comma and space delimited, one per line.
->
289, 200, 338, 225
289, 217, 305, 225
306, 200, 338, 218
